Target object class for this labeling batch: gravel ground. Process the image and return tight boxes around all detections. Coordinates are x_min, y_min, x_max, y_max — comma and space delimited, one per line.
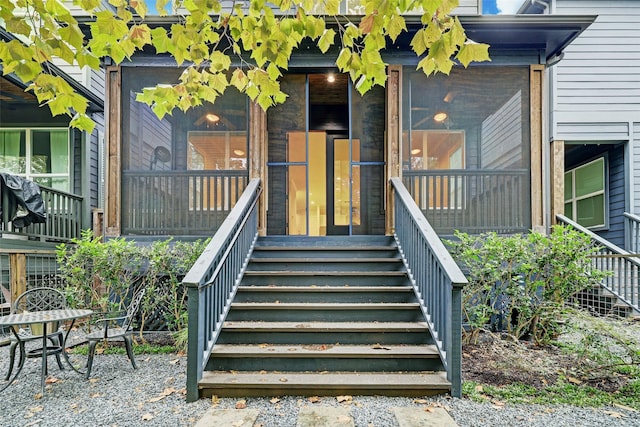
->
0, 348, 639, 426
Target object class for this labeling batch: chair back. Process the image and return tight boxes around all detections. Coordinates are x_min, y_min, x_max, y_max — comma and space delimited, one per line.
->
122, 287, 146, 331
13, 287, 67, 313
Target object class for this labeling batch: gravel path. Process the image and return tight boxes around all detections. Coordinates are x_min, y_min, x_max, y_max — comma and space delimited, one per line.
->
0, 351, 639, 426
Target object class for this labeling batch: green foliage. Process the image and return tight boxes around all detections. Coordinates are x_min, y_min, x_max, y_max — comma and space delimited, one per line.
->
449, 225, 609, 345
56, 231, 209, 337
0, 0, 490, 131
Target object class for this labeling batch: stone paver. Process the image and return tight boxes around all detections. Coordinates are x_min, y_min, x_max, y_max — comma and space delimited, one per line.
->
393, 407, 459, 427
193, 408, 260, 427
296, 406, 355, 427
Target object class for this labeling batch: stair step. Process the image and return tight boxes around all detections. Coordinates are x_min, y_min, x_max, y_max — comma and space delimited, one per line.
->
231, 302, 420, 309
222, 321, 429, 332
227, 303, 422, 322
199, 371, 451, 397
237, 285, 413, 292
249, 257, 402, 263
243, 271, 407, 276
212, 343, 440, 358
235, 286, 416, 303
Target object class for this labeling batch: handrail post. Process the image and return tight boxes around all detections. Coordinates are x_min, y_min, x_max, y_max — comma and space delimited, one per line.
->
450, 283, 463, 397
185, 284, 202, 402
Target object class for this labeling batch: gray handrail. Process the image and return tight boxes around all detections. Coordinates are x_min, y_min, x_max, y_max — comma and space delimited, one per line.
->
390, 177, 467, 397
183, 178, 262, 402
624, 212, 640, 254
557, 214, 639, 313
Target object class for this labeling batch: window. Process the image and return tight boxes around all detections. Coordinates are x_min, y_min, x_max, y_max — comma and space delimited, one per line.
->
564, 157, 606, 229
0, 128, 70, 191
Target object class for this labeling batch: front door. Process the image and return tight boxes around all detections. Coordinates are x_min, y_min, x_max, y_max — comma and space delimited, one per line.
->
266, 73, 385, 236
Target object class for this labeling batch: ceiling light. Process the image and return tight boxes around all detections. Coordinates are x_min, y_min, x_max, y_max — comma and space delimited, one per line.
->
327, 74, 336, 83
443, 91, 455, 103
433, 112, 448, 123
233, 149, 245, 156
205, 113, 220, 123
411, 148, 422, 155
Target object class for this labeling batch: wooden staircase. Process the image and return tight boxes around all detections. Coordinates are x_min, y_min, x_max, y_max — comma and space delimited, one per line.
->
197, 235, 451, 397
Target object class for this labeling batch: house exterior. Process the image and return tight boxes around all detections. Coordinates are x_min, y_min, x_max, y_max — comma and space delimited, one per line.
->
520, 0, 640, 249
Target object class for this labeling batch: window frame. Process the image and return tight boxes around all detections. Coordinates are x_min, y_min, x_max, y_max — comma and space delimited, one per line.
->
0, 127, 71, 191
564, 155, 608, 230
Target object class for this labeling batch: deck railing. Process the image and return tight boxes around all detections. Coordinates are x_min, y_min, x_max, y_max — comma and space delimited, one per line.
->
624, 212, 640, 254
390, 177, 468, 397
558, 214, 639, 314
402, 169, 529, 235
122, 170, 249, 236
183, 178, 261, 402
0, 185, 83, 242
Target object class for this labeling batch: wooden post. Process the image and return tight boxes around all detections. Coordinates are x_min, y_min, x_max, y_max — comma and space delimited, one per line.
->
386, 65, 402, 236
249, 102, 267, 236
9, 253, 26, 302
105, 66, 122, 237
550, 140, 565, 226
530, 65, 545, 233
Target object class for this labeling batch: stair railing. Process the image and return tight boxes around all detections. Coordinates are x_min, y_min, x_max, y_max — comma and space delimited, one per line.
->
624, 212, 640, 254
558, 214, 640, 314
390, 177, 468, 397
183, 178, 262, 402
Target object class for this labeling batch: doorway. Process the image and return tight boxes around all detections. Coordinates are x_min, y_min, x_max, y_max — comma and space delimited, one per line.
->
266, 73, 385, 236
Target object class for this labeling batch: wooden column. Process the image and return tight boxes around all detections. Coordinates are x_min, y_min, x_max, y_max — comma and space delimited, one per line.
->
550, 139, 565, 226
386, 65, 402, 236
9, 253, 26, 302
105, 66, 122, 237
530, 65, 545, 233
249, 102, 267, 236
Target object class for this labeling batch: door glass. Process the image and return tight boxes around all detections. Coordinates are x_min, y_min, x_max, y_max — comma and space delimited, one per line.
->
288, 165, 307, 235
334, 138, 350, 226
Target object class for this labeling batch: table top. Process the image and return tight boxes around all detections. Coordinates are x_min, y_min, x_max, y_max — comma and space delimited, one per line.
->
0, 309, 93, 326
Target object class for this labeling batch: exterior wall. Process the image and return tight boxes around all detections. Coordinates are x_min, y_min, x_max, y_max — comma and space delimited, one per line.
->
545, 0, 640, 246
480, 91, 523, 169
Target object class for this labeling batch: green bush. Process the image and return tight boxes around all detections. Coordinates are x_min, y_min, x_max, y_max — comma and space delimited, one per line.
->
448, 225, 609, 345
56, 231, 209, 339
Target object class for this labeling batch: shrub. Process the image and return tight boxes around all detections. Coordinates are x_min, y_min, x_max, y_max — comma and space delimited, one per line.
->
448, 225, 609, 345
56, 231, 209, 339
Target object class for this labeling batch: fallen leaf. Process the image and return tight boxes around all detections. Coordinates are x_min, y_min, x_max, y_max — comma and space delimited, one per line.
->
567, 376, 582, 385
336, 395, 352, 403
413, 399, 429, 404
235, 399, 247, 409
260, 370, 268, 375
29, 406, 44, 413
613, 403, 637, 412
141, 413, 154, 421
492, 400, 505, 407
147, 395, 167, 403
169, 359, 180, 365
424, 407, 434, 413
372, 343, 391, 350
211, 395, 220, 405
279, 377, 288, 382
34, 393, 43, 400
45, 377, 60, 384
89, 378, 99, 383
90, 393, 103, 398
308, 396, 321, 403
475, 385, 484, 392
603, 411, 625, 419
270, 397, 281, 404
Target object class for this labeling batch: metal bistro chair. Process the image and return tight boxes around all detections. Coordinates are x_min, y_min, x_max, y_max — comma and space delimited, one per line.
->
84, 287, 146, 379
5, 287, 67, 380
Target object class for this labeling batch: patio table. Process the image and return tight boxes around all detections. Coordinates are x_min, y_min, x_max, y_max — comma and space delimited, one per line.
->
0, 309, 93, 395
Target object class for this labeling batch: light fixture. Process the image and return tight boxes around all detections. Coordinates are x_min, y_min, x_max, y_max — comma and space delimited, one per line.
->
327, 73, 336, 83
233, 149, 245, 156
433, 112, 448, 123
411, 148, 422, 155
205, 113, 220, 123
443, 91, 455, 103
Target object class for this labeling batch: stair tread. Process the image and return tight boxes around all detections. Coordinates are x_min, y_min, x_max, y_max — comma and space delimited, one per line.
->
254, 245, 397, 250
237, 285, 413, 292
243, 271, 407, 276
231, 302, 420, 309
200, 371, 450, 389
222, 321, 429, 331
212, 343, 440, 357
249, 257, 402, 262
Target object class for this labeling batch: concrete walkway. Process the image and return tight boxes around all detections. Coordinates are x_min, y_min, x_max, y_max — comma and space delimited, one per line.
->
194, 406, 458, 426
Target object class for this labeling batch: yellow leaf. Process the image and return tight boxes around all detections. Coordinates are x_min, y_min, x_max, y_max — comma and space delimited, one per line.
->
270, 397, 280, 404
336, 395, 352, 403
235, 399, 247, 409
308, 396, 321, 403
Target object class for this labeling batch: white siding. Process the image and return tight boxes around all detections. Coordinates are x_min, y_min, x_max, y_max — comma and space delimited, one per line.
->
552, 1, 640, 123
633, 122, 640, 216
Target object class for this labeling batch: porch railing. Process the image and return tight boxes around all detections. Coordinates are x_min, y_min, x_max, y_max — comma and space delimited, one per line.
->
1, 185, 83, 242
558, 214, 640, 314
402, 169, 530, 235
183, 178, 261, 402
390, 177, 468, 397
624, 212, 640, 254
122, 170, 249, 236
